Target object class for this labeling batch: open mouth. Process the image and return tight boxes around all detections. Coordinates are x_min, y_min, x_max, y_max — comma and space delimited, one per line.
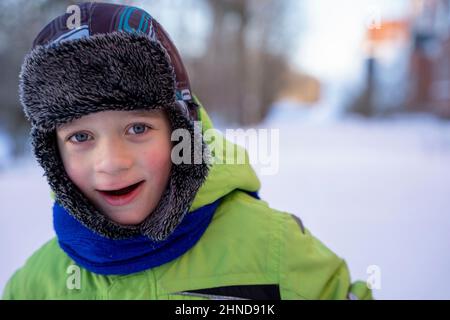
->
100, 181, 144, 196
97, 181, 145, 206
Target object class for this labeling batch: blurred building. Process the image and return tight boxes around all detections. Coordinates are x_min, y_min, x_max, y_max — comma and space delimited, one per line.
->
407, 0, 450, 117
352, 0, 450, 118
277, 71, 321, 106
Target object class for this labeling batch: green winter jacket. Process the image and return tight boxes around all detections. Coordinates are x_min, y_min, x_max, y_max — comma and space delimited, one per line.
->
2, 103, 372, 300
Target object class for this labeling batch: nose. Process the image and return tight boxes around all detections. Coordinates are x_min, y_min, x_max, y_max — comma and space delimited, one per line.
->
94, 137, 134, 176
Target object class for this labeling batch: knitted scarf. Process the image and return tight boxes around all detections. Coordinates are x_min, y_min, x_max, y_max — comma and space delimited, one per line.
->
53, 199, 221, 275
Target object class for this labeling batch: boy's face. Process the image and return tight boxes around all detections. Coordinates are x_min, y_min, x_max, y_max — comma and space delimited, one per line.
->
56, 110, 172, 226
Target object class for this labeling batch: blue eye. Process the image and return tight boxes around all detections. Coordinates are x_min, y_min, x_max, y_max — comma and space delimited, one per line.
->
69, 132, 91, 143
128, 124, 149, 135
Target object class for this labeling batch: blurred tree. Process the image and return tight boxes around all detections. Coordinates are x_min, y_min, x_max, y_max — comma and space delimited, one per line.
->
189, 0, 299, 125
348, 57, 376, 117
0, 0, 71, 158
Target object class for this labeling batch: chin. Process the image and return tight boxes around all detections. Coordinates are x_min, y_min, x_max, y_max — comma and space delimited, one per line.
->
109, 211, 149, 226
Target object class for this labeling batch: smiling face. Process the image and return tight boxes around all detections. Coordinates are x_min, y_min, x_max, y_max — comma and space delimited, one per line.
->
56, 110, 173, 226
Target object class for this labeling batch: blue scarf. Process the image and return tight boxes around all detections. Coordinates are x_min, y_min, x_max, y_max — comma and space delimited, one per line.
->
53, 199, 221, 275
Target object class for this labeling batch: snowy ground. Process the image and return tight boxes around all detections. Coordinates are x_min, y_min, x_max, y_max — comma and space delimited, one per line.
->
1, 108, 450, 299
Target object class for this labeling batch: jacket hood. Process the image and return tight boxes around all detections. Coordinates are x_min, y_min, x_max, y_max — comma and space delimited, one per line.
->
190, 99, 261, 211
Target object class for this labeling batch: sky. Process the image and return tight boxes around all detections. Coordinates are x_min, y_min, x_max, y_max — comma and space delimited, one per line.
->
293, 0, 412, 81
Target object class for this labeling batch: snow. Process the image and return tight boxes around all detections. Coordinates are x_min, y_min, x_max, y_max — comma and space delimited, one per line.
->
0, 133, 12, 170
257, 108, 450, 300
0, 160, 54, 294
1, 109, 450, 299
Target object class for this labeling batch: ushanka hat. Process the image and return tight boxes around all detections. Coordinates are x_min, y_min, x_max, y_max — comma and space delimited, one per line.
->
19, 2, 209, 241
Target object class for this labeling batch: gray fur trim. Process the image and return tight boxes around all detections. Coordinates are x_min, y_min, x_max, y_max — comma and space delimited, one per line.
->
21, 32, 209, 240
20, 32, 176, 131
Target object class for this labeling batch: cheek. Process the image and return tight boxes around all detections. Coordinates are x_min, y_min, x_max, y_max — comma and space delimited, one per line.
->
63, 159, 92, 192
143, 141, 172, 180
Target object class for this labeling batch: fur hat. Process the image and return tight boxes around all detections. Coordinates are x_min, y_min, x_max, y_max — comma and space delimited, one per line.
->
19, 3, 209, 240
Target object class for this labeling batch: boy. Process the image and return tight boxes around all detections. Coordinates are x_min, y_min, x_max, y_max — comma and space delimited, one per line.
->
3, 2, 372, 300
